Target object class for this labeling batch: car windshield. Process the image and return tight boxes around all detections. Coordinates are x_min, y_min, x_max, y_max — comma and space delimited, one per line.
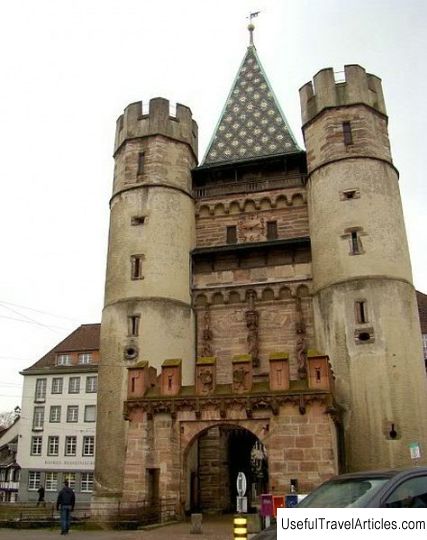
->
297, 477, 390, 507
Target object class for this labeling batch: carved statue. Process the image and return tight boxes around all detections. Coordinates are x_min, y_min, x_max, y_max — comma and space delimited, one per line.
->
245, 290, 260, 367
198, 368, 213, 393
295, 295, 308, 379
233, 366, 249, 389
201, 309, 213, 357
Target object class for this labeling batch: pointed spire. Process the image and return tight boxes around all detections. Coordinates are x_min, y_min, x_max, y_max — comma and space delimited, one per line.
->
202, 42, 301, 166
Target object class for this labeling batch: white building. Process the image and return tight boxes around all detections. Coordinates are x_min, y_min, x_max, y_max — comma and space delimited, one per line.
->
17, 324, 100, 502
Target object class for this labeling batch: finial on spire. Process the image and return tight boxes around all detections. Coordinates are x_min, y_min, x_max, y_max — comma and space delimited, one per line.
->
247, 11, 260, 46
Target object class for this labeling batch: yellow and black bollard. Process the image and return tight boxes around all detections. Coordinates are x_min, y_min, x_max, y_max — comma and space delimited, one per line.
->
233, 515, 248, 540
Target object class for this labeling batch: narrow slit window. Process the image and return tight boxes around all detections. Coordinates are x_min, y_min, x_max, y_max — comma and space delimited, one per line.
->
128, 315, 140, 336
351, 231, 360, 254
355, 301, 368, 324
226, 226, 237, 244
137, 152, 145, 175
343, 121, 353, 145
131, 255, 144, 280
266, 221, 278, 240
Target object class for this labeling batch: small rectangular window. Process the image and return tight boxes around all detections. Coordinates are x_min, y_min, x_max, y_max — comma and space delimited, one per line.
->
31, 436, 42, 456
351, 231, 360, 254
78, 353, 92, 365
343, 121, 353, 145
66, 405, 79, 423
266, 221, 278, 240
86, 376, 98, 393
28, 471, 41, 491
51, 378, 63, 394
226, 226, 237, 244
47, 436, 59, 456
49, 405, 61, 423
57, 354, 71, 366
131, 216, 145, 226
84, 405, 96, 422
64, 437, 77, 457
68, 377, 80, 394
137, 152, 145, 175
355, 301, 368, 324
131, 255, 144, 280
128, 315, 140, 337
45, 472, 58, 491
33, 407, 44, 430
63, 472, 76, 488
34, 378, 47, 402
82, 436, 95, 457
81, 472, 94, 493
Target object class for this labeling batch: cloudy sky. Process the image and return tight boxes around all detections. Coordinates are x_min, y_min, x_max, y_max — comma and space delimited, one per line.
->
0, 0, 425, 412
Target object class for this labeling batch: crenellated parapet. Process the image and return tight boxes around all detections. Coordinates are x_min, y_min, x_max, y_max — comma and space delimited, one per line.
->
299, 64, 386, 125
114, 97, 198, 157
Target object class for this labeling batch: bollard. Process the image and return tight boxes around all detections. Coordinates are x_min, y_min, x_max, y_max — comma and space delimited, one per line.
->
190, 513, 203, 534
233, 515, 248, 540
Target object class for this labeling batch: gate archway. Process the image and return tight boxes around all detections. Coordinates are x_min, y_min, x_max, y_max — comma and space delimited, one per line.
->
184, 424, 268, 514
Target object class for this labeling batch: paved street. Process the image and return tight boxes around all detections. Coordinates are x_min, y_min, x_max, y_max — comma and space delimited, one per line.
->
0, 515, 234, 539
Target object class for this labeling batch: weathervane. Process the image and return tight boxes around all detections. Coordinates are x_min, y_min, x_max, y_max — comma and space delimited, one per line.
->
247, 11, 260, 46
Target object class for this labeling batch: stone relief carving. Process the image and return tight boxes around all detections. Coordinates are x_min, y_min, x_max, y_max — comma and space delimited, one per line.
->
295, 296, 307, 380
233, 366, 249, 390
245, 290, 260, 367
200, 309, 213, 357
198, 368, 214, 393
238, 213, 265, 242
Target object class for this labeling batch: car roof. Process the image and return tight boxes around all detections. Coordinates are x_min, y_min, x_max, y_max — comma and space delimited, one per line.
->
327, 466, 427, 482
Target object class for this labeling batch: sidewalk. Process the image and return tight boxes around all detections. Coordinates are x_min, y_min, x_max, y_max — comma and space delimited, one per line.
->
0, 515, 234, 539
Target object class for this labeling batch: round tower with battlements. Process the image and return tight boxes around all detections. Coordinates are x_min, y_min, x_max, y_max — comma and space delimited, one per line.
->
95, 97, 198, 499
300, 64, 427, 471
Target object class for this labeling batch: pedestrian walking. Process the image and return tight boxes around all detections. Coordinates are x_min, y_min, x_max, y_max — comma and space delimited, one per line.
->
36, 485, 45, 506
56, 479, 75, 535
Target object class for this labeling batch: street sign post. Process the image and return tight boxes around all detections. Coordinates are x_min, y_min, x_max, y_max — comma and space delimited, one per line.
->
236, 472, 247, 497
236, 472, 247, 513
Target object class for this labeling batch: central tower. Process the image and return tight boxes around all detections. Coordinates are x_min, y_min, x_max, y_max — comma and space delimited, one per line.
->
95, 98, 198, 498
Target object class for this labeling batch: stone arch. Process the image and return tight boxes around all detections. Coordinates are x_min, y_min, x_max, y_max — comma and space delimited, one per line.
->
194, 294, 208, 307
296, 284, 310, 297
229, 201, 241, 215
211, 292, 224, 305
259, 197, 272, 210
228, 291, 242, 304
275, 194, 288, 208
198, 204, 211, 218
278, 286, 292, 299
243, 199, 257, 213
213, 203, 226, 216
291, 193, 305, 206
261, 288, 275, 302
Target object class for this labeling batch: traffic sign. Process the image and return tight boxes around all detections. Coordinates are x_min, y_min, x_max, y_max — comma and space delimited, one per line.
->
236, 472, 247, 497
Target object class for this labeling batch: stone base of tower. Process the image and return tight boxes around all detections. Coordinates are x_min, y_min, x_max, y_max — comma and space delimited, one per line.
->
313, 279, 427, 472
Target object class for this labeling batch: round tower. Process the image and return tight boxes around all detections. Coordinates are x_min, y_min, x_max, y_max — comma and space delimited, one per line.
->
95, 98, 198, 498
300, 65, 427, 471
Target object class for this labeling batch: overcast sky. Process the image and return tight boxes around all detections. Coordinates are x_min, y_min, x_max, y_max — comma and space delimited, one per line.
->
0, 0, 425, 412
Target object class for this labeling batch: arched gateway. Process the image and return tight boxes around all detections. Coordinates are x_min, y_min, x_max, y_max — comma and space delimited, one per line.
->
120, 355, 339, 515
184, 424, 268, 513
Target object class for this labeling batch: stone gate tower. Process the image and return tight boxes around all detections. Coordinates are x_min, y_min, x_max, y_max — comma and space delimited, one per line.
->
300, 65, 427, 471
95, 98, 198, 498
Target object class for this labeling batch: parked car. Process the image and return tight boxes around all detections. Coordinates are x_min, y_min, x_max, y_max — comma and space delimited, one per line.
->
252, 467, 427, 540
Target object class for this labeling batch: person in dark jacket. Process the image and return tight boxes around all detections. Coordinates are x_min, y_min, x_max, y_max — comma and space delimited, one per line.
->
36, 485, 45, 506
56, 479, 75, 535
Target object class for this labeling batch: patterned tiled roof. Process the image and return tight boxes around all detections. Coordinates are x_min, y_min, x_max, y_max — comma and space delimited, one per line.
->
202, 45, 300, 165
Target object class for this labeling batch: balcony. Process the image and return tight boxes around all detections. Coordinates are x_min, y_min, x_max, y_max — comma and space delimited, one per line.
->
193, 173, 306, 199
